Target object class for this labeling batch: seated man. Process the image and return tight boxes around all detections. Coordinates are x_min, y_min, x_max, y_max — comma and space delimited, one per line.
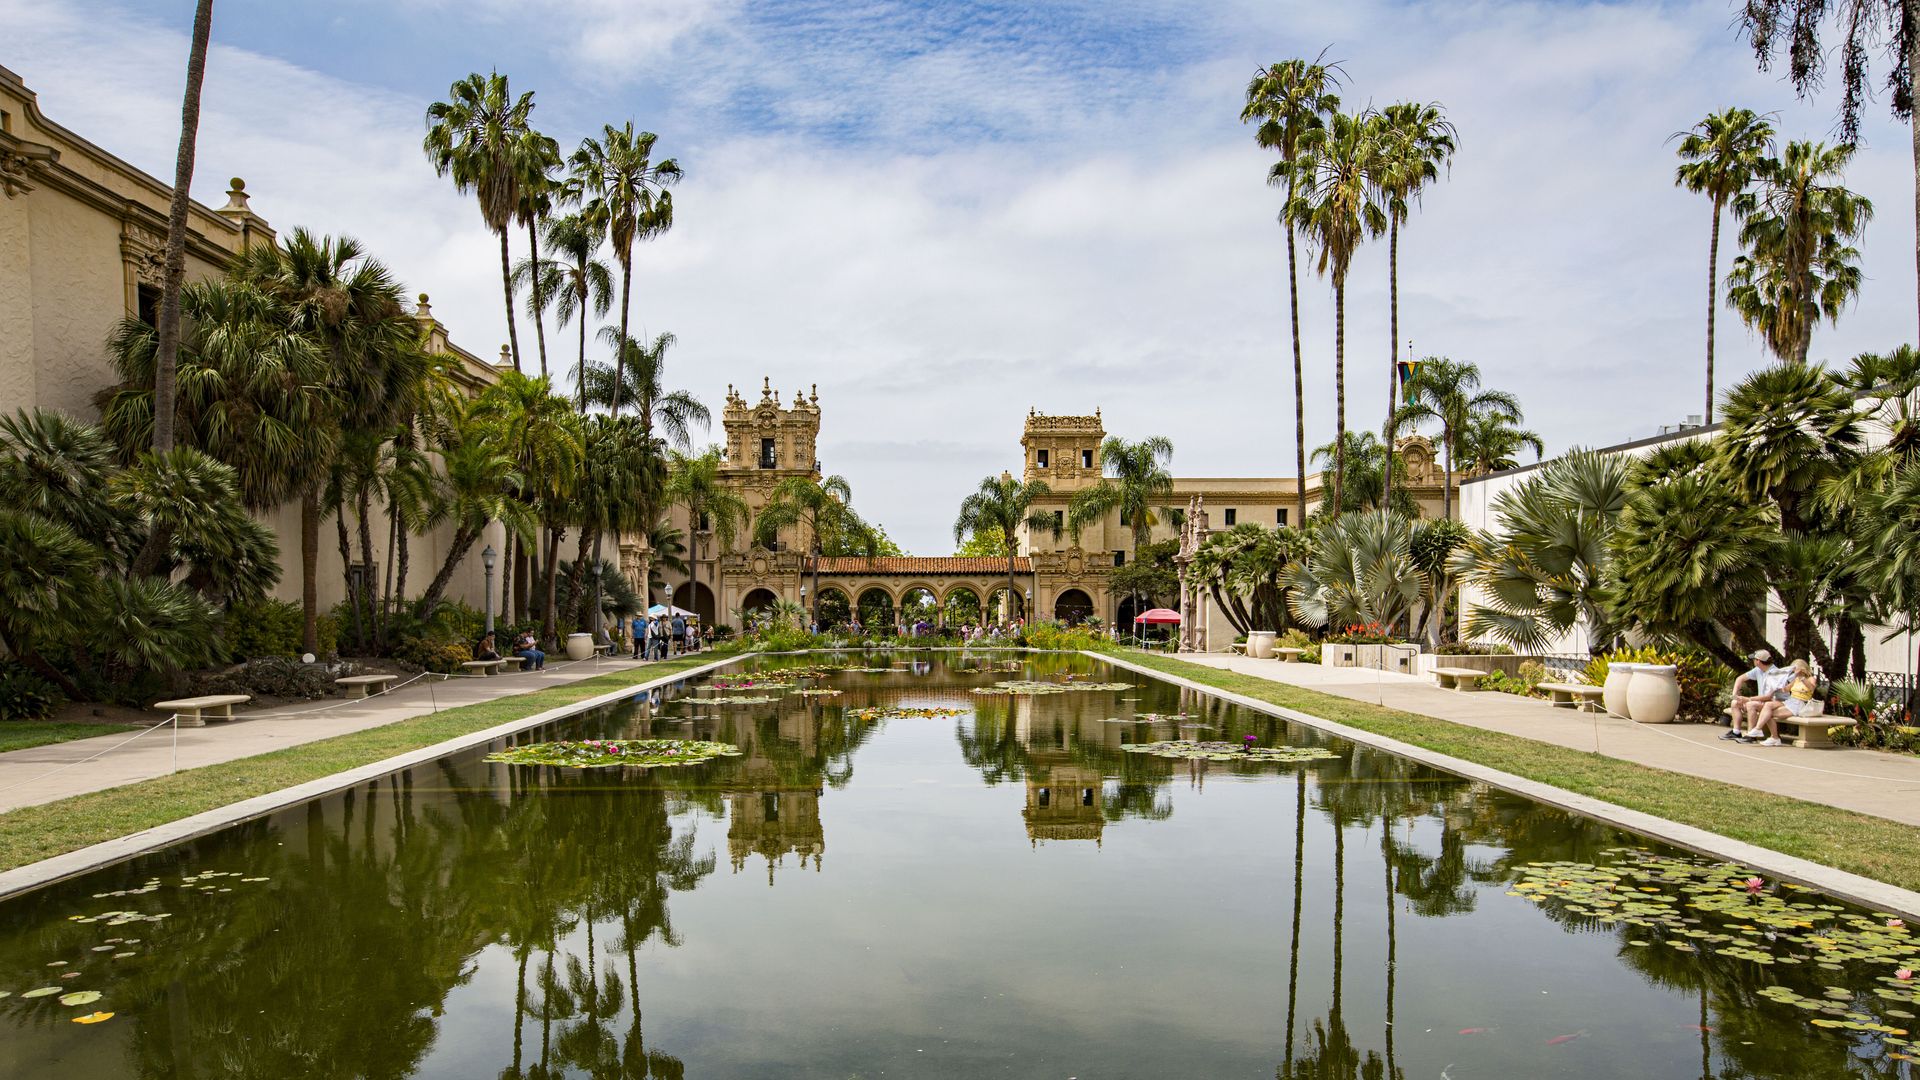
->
1721, 650, 1782, 740
474, 632, 502, 662
513, 630, 546, 672
1743, 659, 1818, 746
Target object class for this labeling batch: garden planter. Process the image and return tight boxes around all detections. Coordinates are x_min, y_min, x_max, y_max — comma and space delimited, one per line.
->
1323, 644, 1357, 668
1626, 664, 1680, 724
1602, 663, 1637, 719
1354, 644, 1385, 669
565, 633, 595, 661
1247, 631, 1277, 659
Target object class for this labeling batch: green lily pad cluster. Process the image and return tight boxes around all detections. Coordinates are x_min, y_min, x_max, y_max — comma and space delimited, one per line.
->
710, 677, 795, 691
1508, 850, 1920, 1052
485, 738, 742, 769
1121, 740, 1338, 763
795, 688, 842, 697
703, 695, 780, 706
846, 706, 969, 722
971, 680, 1134, 696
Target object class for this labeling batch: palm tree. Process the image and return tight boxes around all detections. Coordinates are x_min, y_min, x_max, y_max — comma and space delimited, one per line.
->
423, 71, 540, 373
568, 123, 680, 415
1282, 509, 1426, 631
953, 475, 1060, 623
150, 0, 214, 455
1459, 412, 1544, 477
753, 474, 871, 626
1311, 431, 1414, 517
666, 447, 748, 623
521, 213, 613, 410
472, 372, 584, 634
1673, 108, 1774, 424
1289, 109, 1386, 517
1728, 140, 1872, 364
415, 404, 537, 622
1369, 102, 1457, 511
512, 128, 564, 379
1067, 435, 1178, 620
1243, 53, 1343, 527
583, 331, 709, 444
1391, 357, 1519, 518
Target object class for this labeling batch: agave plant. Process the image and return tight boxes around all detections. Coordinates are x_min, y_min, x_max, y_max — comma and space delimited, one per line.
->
1283, 509, 1425, 631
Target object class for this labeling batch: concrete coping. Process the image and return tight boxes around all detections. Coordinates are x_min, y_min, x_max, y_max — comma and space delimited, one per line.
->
1094, 651, 1920, 921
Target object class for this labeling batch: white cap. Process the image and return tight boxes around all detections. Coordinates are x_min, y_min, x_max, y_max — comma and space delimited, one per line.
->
1750, 649, 1772, 662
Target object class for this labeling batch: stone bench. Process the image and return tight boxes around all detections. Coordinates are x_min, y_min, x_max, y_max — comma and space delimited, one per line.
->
1225, 642, 1248, 656
1538, 682, 1604, 712
1432, 667, 1486, 692
1276, 647, 1306, 662
460, 659, 511, 677
153, 694, 251, 728
335, 674, 398, 699
1776, 714, 1857, 749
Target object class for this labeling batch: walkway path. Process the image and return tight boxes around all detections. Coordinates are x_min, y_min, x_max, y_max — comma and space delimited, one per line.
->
1179, 654, 1920, 827
0, 653, 710, 814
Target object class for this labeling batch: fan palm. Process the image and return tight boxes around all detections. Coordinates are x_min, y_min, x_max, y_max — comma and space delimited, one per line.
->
568, 123, 680, 415
1282, 509, 1425, 631
1190, 523, 1305, 633
1370, 101, 1457, 510
1459, 412, 1544, 477
1289, 109, 1386, 516
1673, 107, 1775, 423
1243, 52, 1343, 526
754, 474, 873, 625
423, 71, 543, 372
567, 415, 665, 635
1609, 468, 1779, 666
1728, 140, 1872, 364
666, 447, 748, 623
1858, 462, 1920, 715
1391, 357, 1520, 517
519, 213, 613, 410
953, 474, 1059, 623
1717, 360, 1862, 533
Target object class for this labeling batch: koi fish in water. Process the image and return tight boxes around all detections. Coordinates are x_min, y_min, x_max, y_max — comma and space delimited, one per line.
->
1546, 1030, 1589, 1046
1457, 1027, 1489, 1035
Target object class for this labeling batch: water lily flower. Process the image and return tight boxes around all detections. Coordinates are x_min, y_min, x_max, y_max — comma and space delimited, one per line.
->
1745, 877, 1765, 893
1898, 968, 1914, 981
1890, 919, 1906, 930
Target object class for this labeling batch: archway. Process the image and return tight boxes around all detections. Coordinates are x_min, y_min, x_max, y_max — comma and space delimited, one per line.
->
987, 586, 1026, 624
1053, 588, 1093, 626
900, 587, 938, 630
815, 586, 852, 629
1116, 595, 1145, 637
943, 587, 982, 626
856, 587, 895, 631
672, 580, 716, 624
741, 587, 779, 629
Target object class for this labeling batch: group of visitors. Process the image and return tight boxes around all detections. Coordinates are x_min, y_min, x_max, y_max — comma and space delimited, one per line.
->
472, 630, 547, 672
630, 611, 700, 660
1722, 649, 1818, 746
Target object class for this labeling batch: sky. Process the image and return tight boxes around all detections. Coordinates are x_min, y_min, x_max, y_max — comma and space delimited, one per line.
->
8, 0, 1919, 554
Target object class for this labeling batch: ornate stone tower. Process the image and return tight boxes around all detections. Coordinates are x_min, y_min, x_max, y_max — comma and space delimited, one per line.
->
722, 377, 821, 481
1020, 409, 1105, 491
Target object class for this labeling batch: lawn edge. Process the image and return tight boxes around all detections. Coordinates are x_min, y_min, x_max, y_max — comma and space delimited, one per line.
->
1098, 650, 1920, 920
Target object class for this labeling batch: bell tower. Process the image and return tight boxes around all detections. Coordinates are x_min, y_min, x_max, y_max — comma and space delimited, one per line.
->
722, 377, 821, 480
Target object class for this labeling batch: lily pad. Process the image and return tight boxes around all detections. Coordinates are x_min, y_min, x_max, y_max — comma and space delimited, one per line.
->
21, 987, 60, 999
1121, 740, 1338, 764
58, 991, 101, 1006
485, 739, 742, 769
70, 1012, 113, 1025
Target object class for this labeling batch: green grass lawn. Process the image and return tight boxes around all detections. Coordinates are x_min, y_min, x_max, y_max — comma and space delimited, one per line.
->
0, 650, 739, 874
1115, 650, 1920, 895
0, 722, 146, 755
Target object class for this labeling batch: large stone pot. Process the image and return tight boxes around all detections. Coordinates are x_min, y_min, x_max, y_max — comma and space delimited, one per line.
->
565, 633, 596, 661
1247, 631, 1277, 659
1602, 662, 1638, 718
1626, 663, 1681, 724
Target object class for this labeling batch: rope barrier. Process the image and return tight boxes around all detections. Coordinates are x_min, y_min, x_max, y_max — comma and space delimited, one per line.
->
9, 713, 181, 790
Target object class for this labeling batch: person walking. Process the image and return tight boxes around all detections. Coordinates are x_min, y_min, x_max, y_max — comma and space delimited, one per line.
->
671, 612, 687, 656
630, 613, 646, 660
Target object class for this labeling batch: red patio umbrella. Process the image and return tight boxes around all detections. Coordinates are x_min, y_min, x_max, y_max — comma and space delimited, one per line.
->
1133, 608, 1183, 624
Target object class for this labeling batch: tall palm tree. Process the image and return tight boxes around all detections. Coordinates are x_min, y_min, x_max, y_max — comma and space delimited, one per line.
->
512, 128, 564, 379
423, 71, 540, 372
472, 372, 584, 632
1673, 108, 1775, 423
1370, 102, 1457, 512
1243, 53, 1343, 527
753, 474, 872, 626
1391, 356, 1520, 517
1067, 435, 1178, 622
1459, 412, 1544, 477
666, 447, 748, 623
568, 123, 680, 415
414, 405, 537, 623
953, 475, 1059, 623
151, 0, 215, 455
583, 331, 709, 444
1728, 140, 1872, 366
521, 213, 613, 410
1290, 110, 1386, 517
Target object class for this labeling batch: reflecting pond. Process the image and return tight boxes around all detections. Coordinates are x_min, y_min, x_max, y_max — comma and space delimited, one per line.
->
1, 651, 1916, 1078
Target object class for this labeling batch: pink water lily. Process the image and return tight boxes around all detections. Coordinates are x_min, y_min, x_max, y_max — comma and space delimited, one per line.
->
1898, 968, 1914, 981
1745, 877, 1765, 893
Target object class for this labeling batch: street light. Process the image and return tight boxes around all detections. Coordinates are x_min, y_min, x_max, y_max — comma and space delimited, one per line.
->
483, 541, 499, 634
1024, 588, 1032, 622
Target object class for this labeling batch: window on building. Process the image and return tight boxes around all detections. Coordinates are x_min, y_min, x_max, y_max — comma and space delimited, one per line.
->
1081, 787, 1095, 807
136, 283, 161, 327
698, 512, 711, 532
1036, 448, 1049, 468
1081, 448, 1094, 469
1113, 550, 1126, 567
346, 562, 374, 600
1052, 510, 1064, 531
762, 792, 780, 821
1276, 508, 1289, 527
1036, 786, 1051, 808
1224, 508, 1237, 526
759, 438, 776, 469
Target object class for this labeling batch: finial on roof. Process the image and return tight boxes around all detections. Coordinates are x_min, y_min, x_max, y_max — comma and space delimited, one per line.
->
810, 383, 818, 402
220, 177, 252, 214
498, 345, 510, 367
415, 293, 432, 320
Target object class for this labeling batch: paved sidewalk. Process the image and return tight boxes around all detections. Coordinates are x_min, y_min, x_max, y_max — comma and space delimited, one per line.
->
1179, 654, 1920, 827
0, 653, 719, 814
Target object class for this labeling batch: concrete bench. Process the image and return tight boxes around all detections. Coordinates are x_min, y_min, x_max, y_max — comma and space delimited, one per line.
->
1432, 667, 1486, 692
460, 659, 511, 677
335, 674, 398, 699
1775, 714, 1856, 749
1539, 682, 1604, 712
1276, 647, 1306, 662
153, 694, 251, 728
1225, 642, 1248, 656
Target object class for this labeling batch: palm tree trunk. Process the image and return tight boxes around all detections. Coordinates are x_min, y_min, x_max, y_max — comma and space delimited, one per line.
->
1333, 279, 1348, 518
415, 525, 478, 624
1706, 197, 1723, 425
379, 503, 397, 651
499, 228, 521, 373
1911, 24, 1920, 351
590, 531, 608, 642
151, 0, 214, 455
1284, 769, 1303, 1076
1286, 198, 1309, 528
1442, 433, 1455, 519
576, 275, 591, 412
570, 528, 592, 630
301, 488, 322, 654
356, 489, 377, 645
394, 524, 410, 630
526, 218, 548, 378
514, 536, 531, 623
336, 503, 363, 651
613, 259, 633, 414
1382, 218, 1399, 513
542, 526, 563, 646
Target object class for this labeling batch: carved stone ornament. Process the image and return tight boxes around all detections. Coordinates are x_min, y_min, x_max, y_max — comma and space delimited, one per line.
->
751, 555, 770, 579
0, 148, 39, 198
120, 222, 166, 286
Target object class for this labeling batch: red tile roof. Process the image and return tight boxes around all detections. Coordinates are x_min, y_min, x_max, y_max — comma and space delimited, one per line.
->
813, 557, 1031, 575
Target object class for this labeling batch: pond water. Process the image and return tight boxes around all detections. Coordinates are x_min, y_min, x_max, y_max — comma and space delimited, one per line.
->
1, 651, 1915, 1079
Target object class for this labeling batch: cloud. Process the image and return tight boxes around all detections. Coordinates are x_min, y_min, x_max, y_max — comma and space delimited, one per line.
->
10, 0, 1919, 556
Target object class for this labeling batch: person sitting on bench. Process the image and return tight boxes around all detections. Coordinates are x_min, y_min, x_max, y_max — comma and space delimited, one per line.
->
1741, 660, 1817, 746
1721, 650, 1786, 740
475, 632, 502, 662
513, 630, 546, 672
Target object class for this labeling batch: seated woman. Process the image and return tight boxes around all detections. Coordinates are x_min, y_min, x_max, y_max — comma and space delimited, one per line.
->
1742, 659, 1817, 746
513, 630, 546, 672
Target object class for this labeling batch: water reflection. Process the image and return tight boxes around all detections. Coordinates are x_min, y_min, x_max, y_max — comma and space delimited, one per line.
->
0, 652, 1908, 1079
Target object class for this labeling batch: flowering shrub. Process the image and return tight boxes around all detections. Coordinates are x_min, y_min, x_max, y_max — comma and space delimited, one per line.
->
1325, 622, 1397, 645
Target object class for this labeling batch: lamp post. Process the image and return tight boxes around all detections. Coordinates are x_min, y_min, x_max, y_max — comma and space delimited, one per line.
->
481, 545, 497, 634
1024, 588, 1032, 624
799, 585, 808, 630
